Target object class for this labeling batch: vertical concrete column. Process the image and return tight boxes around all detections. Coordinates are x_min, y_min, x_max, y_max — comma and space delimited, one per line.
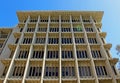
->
22, 15, 40, 83
90, 16, 107, 58
80, 15, 99, 83
33, 15, 40, 44
40, 15, 50, 83
70, 15, 80, 83
4, 16, 30, 83
59, 15, 62, 83
22, 45, 33, 83
90, 16, 117, 83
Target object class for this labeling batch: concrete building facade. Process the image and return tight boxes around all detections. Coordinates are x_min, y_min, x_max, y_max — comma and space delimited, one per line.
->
0, 28, 12, 54
0, 11, 120, 83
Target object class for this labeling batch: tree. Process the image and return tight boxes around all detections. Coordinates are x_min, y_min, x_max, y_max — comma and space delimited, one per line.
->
76, 25, 82, 31
116, 45, 120, 70
116, 45, 120, 55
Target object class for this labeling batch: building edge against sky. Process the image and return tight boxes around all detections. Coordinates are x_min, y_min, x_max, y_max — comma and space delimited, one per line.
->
0, 11, 120, 83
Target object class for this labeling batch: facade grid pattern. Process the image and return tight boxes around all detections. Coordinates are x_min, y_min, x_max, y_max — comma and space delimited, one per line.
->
0, 11, 120, 83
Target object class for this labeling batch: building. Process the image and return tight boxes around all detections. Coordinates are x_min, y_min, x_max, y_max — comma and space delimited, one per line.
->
0, 11, 120, 83
0, 28, 12, 54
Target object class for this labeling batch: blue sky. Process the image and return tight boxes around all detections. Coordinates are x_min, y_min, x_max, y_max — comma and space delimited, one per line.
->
0, 0, 120, 62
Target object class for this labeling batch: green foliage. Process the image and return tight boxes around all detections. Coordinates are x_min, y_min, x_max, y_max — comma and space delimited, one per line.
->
76, 25, 82, 31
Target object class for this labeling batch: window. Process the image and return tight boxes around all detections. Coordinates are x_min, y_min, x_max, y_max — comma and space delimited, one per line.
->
18, 50, 29, 58
47, 51, 58, 59
112, 66, 117, 75
24, 20, 26, 23
97, 28, 100, 32
88, 38, 97, 44
12, 66, 25, 77
101, 38, 105, 44
95, 66, 107, 77
29, 66, 42, 77
40, 20, 48, 22
75, 38, 85, 44
77, 50, 88, 58
20, 28, 23, 32
23, 38, 32, 44
62, 51, 73, 59
9, 50, 14, 58
61, 28, 71, 32
72, 19, 80, 22
35, 38, 45, 44
50, 28, 59, 32
38, 28, 47, 32
62, 66, 75, 77
2, 66, 8, 77
30, 19, 37, 22
15, 38, 19, 44
106, 50, 110, 58
27, 28, 35, 32
45, 66, 58, 78
79, 66, 91, 77
62, 38, 72, 44
83, 19, 90, 23
0, 34, 8, 38
0, 43, 3, 48
48, 38, 59, 44
91, 50, 102, 58
61, 20, 70, 22
94, 20, 96, 23
51, 20, 59, 22
32, 50, 44, 59
85, 28, 93, 32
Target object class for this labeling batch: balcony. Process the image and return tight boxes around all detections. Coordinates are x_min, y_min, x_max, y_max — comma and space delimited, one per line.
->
0, 34, 8, 38
25, 79, 40, 83
80, 80, 95, 83
98, 75, 111, 79
43, 80, 58, 83
99, 79, 113, 83
7, 79, 22, 83
44, 61, 59, 79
